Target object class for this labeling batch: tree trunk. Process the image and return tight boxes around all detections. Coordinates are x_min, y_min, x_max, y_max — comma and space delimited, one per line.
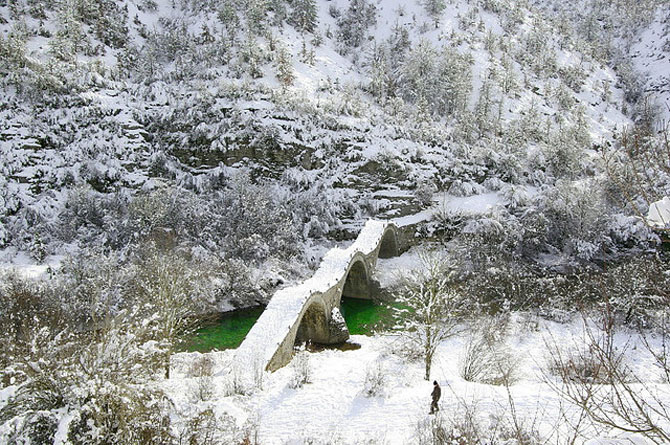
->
425, 351, 432, 380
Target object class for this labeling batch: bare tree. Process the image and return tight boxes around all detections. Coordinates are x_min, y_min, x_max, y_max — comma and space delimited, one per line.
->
545, 306, 670, 444
391, 250, 467, 380
129, 248, 213, 377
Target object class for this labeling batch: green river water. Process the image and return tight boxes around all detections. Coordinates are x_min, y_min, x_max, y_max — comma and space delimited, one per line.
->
183, 298, 393, 353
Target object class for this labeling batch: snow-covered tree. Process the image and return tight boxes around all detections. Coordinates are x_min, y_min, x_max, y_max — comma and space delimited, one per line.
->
422, 0, 446, 25
401, 39, 438, 107
336, 0, 377, 53
129, 249, 213, 377
246, 0, 270, 33
391, 251, 467, 380
399, 41, 473, 117
290, 0, 318, 33
604, 126, 670, 234
276, 44, 295, 85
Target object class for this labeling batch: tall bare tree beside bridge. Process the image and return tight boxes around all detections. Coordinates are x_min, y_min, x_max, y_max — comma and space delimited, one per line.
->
391, 251, 467, 380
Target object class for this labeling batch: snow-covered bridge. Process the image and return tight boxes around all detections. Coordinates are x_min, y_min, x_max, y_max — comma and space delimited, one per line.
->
233, 220, 400, 374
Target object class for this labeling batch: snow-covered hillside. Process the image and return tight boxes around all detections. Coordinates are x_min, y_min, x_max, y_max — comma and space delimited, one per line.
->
631, 7, 670, 122
2, 1, 670, 444
1, 0, 653, 269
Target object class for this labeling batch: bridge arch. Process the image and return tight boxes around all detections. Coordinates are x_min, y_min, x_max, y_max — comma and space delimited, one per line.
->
294, 296, 330, 345
342, 256, 371, 300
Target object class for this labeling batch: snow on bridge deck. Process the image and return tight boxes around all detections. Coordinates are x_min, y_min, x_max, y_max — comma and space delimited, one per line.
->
231, 220, 396, 381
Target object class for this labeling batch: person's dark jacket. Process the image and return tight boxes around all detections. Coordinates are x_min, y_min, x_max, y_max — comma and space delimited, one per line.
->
431, 384, 441, 402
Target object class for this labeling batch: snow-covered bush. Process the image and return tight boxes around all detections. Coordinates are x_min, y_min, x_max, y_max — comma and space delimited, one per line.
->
415, 402, 545, 445
208, 173, 300, 262
414, 413, 450, 445
189, 355, 215, 402
447, 180, 486, 197
459, 317, 520, 386
288, 347, 312, 389
597, 255, 670, 327
0, 307, 173, 444
177, 408, 229, 445
534, 180, 609, 260
51, 248, 129, 327
414, 181, 437, 208
362, 361, 387, 398
432, 205, 469, 240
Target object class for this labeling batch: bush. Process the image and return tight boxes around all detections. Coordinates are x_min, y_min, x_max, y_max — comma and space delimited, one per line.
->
414, 413, 451, 445
288, 347, 312, 389
362, 361, 387, 398
459, 317, 521, 386
189, 355, 215, 402
0, 308, 174, 444
176, 409, 243, 445
545, 326, 632, 385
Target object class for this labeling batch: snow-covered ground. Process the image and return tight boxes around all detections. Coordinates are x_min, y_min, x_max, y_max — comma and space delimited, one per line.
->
0, 247, 64, 279
167, 315, 667, 444
647, 196, 670, 229
631, 8, 670, 123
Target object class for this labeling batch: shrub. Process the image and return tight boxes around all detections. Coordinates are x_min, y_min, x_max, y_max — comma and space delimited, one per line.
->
459, 317, 521, 386
288, 347, 312, 389
0, 308, 174, 444
189, 355, 215, 402
362, 361, 387, 398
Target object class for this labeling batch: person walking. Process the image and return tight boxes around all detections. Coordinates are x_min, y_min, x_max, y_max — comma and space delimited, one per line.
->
430, 380, 441, 414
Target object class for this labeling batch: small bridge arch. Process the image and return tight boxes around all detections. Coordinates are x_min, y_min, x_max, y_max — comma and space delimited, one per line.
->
232, 221, 401, 375
342, 254, 372, 300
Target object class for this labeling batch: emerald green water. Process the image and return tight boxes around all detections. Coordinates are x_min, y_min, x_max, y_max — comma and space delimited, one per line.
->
182, 306, 265, 352
340, 297, 394, 335
182, 299, 392, 352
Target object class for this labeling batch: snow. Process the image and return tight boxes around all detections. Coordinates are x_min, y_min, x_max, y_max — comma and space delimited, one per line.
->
167, 315, 664, 444
438, 192, 506, 215
374, 247, 423, 288
53, 409, 75, 445
0, 248, 64, 279
647, 196, 670, 229
390, 192, 509, 228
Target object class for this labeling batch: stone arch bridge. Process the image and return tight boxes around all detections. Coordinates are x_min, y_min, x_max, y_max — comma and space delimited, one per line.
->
233, 220, 400, 373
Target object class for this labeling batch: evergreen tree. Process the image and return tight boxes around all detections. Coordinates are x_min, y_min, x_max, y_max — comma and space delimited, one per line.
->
276, 45, 295, 86
422, 0, 446, 25
290, 0, 318, 33
246, 0, 269, 33
401, 39, 438, 108
336, 0, 377, 53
